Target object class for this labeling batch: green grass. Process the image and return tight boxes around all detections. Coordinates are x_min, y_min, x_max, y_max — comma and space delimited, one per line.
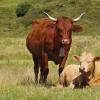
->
0, 36, 100, 100
0, 0, 100, 100
0, 84, 100, 100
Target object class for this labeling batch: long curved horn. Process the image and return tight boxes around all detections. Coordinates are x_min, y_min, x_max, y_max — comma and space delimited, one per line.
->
42, 11, 57, 21
73, 12, 85, 22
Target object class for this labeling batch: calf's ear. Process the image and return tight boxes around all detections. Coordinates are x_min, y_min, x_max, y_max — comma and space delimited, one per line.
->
73, 55, 80, 62
94, 56, 100, 61
72, 25, 83, 32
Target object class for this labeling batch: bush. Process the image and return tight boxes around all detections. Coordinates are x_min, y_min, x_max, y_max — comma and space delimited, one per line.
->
16, 1, 31, 17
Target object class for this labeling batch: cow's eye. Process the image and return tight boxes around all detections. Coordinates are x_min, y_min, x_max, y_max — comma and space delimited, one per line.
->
58, 28, 62, 33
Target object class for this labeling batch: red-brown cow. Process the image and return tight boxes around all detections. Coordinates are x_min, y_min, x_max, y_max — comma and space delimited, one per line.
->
26, 11, 85, 83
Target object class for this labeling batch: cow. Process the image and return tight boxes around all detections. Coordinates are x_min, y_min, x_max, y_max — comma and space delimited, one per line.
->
26, 11, 85, 84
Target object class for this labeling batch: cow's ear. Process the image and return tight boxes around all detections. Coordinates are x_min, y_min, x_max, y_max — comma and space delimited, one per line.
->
73, 55, 80, 62
72, 25, 83, 32
94, 56, 100, 61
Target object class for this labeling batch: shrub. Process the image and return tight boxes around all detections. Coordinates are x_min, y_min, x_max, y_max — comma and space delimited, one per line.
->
16, 1, 31, 17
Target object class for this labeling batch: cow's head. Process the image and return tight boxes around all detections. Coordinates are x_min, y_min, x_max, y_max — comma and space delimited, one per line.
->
43, 11, 85, 46
73, 52, 100, 76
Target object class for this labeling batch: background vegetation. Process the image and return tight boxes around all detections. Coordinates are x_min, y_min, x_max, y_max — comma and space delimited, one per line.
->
0, 0, 100, 100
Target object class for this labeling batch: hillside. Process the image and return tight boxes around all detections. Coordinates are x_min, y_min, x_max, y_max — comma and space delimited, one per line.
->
0, 0, 100, 37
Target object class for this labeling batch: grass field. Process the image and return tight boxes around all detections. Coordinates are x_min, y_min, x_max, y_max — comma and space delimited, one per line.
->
0, 0, 100, 100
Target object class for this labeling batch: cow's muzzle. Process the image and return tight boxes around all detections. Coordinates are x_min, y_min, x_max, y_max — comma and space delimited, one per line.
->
62, 39, 70, 45
79, 67, 85, 73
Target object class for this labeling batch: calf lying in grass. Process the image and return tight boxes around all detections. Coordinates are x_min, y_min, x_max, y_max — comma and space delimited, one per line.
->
59, 64, 89, 88
74, 52, 100, 86
59, 52, 100, 88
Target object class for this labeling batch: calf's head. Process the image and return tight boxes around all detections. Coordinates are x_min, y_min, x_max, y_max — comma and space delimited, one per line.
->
73, 52, 100, 76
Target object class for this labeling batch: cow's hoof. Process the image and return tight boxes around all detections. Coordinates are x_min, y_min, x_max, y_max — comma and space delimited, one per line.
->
39, 79, 44, 84
34, 80, 38, 85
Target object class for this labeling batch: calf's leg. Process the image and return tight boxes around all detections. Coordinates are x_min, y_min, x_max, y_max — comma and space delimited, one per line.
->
69, 82, 75, 89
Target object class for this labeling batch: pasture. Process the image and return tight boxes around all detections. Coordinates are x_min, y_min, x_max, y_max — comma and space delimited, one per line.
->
0, 0, 100, 100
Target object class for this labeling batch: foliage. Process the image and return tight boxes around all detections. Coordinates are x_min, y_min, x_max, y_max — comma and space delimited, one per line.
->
16, 1, 31, 17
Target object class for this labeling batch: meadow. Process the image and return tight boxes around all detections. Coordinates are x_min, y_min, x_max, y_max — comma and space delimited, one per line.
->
0, 0, 100, 100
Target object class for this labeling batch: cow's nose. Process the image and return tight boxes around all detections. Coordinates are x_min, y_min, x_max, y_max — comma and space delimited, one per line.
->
62, 39, 70, 44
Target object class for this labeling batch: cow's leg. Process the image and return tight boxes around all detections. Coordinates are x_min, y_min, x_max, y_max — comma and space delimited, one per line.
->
39, 65, 44, 83
32, 55, 39, 84
58, 57, 64, 77
41, 53, 49, 83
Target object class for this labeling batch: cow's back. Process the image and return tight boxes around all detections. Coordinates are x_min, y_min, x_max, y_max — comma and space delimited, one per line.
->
94, 61, 100, 77
89, 61, 100, 86
26, 18, 55, 54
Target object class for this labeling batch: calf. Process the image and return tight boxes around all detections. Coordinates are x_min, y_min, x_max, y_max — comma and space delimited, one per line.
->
73, 52, 100, 86
59, 64, 89, 88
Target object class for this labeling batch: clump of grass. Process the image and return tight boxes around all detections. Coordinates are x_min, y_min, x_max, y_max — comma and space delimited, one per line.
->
19, 76, 34, 86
